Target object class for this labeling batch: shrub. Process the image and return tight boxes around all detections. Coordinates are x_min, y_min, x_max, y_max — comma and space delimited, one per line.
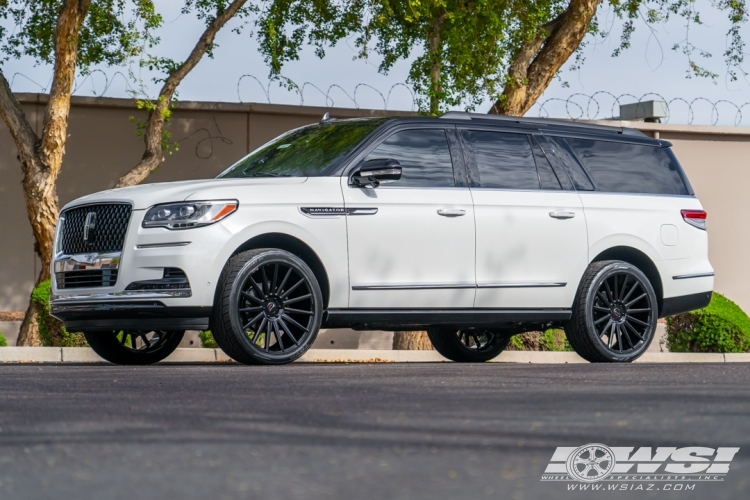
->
0, 331, 7, 346
507, 329, 572, 351
31, 280, 88, 347
198, 330, 218, 348
667, 293, 750, 353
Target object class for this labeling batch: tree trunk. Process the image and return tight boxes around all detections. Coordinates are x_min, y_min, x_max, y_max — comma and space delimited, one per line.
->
427, 14, 447, 116
16, 295, 43, 346
489, 0, 602, 116
114, 0, 248, 188
0, 1, 91, 346
392, 331, 434, 350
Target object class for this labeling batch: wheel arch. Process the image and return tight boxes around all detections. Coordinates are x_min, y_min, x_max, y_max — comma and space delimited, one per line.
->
229, 233, 331, 309
591, 246, 664, 314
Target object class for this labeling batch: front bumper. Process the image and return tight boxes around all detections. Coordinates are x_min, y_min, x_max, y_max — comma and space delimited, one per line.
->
51, 300, 211, 332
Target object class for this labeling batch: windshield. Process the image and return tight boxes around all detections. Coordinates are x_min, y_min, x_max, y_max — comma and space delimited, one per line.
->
217, 119, 388, 178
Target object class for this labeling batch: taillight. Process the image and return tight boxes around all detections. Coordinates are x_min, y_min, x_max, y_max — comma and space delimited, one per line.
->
681, 209, 707, 230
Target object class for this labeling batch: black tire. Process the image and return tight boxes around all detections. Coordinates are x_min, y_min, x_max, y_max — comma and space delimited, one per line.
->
84, 330, 184, 365
210, 249, 323, 365
427, 328, 510, 362
565, 260, 658, 363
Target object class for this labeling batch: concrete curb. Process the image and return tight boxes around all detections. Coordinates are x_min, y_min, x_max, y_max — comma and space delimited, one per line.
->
0, 347, 747, 364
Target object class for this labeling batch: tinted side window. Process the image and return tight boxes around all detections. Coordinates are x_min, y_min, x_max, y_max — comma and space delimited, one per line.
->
566, 139, 689, 195
365, 129, 454, 188
531, 136, 561, 190
466, 131, 539, 189
546, 136, 594, 190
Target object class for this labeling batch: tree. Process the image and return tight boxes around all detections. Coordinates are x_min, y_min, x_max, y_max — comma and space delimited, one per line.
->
0, 0, 161, 345
257, 0, 747, 116
0, 0, 253, 345
491, 0, 748, 116
115, 0, 254, 188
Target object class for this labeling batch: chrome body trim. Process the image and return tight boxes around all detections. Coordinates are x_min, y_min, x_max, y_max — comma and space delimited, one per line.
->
347, 208, 378, 215
352, 282, 566, 291
300, 207, 378, 217
136, 242, 191, 249
53, 252, 122, 273
672, 272, 715, 280
51, 289, 192, 303
352, 283, 476, 291
477, 282, 567, 288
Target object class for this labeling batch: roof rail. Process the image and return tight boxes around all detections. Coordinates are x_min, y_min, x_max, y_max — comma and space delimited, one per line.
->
438, 111, 646, 137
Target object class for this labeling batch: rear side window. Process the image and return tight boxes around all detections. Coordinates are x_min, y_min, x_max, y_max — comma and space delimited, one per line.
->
366, 129, 454, 188
465, 131, 539, 189
566, 138, 689, 195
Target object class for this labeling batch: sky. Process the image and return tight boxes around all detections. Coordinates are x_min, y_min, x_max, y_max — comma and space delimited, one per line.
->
4, 1, 749, 126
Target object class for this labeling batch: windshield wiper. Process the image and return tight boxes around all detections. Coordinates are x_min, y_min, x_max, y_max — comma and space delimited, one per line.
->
245, 172, 290, 177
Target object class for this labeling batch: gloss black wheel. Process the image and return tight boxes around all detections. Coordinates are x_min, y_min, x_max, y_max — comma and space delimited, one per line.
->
84, 330, 184, 365
566, 260, 657, 362
427, 328, 510, 362
211, 249, 323, 365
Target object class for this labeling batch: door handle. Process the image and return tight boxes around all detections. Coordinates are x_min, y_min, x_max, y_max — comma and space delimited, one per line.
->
549, 210, 576, 219
437, 208, 466, 217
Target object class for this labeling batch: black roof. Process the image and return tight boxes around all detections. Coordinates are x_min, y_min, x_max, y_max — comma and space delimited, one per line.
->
338, 112, 666, 146
438, 111, 649, 138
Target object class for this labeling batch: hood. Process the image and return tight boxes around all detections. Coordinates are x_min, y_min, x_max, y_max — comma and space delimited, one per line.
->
63, 177, 308, 211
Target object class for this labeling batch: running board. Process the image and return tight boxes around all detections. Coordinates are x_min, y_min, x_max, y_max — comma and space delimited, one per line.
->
322, 309, 571, 331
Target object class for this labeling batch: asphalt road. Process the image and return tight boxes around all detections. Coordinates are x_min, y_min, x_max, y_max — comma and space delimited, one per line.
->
0, 363, 748, 500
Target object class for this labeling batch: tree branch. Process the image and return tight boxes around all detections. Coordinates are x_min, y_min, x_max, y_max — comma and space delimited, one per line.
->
490, 0, 602, 116
39, 0, 92, 172
0, 71, 40, 164
115, 0, 248, 188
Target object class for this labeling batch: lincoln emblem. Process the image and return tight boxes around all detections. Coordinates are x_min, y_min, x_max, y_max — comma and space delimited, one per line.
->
83, 212, 97, 243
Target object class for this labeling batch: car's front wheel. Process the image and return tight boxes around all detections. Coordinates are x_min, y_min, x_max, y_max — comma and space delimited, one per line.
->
210, 249, 323, 365
84, 330, 184, 365
427, 328, 511, 362
565, 260, 658, 362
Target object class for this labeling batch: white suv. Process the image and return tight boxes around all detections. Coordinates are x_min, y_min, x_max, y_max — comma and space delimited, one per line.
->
50, 112, 713, 365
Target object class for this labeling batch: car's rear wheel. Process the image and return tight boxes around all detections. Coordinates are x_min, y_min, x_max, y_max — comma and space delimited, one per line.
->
210, 249, 323, 365
427, 328, 510, 362
84, 330, 184, 365
565, 260, 657, 362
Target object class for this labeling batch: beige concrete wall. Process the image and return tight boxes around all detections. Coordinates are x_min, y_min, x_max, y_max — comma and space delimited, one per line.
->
1, 97, 748, 315
663, 133, 750, 312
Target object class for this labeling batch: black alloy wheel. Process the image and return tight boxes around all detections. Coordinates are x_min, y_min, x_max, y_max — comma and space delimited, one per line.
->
84, 330, 184, 365
427, 328, 510, 362
211, 249, 323, 365
566, 260, 657, 362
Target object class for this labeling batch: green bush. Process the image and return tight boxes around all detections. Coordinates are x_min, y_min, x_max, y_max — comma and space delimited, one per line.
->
667, 293, 750, 353
507, 329, 572, 351
31, 280, 87, 347
198, 330, 218, 348
0, 331, 7, 346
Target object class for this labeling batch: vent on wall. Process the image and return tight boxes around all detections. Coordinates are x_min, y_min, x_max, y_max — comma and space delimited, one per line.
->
618, 101, 668, 123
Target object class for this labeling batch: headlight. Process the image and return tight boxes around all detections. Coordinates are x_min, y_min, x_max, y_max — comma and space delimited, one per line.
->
142, 200, 238, 230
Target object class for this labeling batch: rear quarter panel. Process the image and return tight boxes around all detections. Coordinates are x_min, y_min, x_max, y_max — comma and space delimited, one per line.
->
580, 192, 713, 299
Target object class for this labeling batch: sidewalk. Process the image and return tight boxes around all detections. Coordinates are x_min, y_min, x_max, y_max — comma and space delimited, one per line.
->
0, 347, 743, 364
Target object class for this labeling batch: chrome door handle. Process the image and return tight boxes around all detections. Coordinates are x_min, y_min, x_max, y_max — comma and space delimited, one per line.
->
549, 211, 576, 219
437, 208, 466, 217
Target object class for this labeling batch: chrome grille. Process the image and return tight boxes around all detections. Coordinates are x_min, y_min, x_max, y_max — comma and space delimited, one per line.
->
60, 204, 132, 254
55, 269, 119, 289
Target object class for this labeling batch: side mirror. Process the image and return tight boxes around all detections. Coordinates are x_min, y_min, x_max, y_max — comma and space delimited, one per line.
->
351, 158, 402, 188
